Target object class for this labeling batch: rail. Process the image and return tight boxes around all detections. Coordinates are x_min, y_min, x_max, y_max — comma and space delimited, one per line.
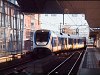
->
0, 52, 34, 74
68, 51, 84, 75
47, 52, 78, 75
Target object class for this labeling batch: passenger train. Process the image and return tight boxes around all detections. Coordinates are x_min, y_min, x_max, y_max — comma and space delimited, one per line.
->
31, 29, 86, 55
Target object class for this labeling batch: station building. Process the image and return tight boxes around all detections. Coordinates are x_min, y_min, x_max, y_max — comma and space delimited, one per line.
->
0, 0, 24, 55
0, 0, 41, 54
23, 14, 41, 50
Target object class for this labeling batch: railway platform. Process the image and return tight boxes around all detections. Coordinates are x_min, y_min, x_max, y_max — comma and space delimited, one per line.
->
77, 47, 100, 75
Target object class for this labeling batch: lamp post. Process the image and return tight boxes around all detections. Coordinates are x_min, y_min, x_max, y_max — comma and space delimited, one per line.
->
63, 8, 69, 25
63, 14, 64, 25
76, 28, 79, 35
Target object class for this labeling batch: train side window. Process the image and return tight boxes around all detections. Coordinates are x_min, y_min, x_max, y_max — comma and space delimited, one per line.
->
52, 37, 57, 47
58, 37, 61, 46
68, 38, 73, 45
78, 39, 82, 44
74, 39, 76, 44
61, 38, 64, 45
61, 38, 63, 45
63, 38, 65, 45
79, 39, 81, 44
78, 39, 80, 44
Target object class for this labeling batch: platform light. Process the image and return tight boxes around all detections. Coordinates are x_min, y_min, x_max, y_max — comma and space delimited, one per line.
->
92, 28, 100, 30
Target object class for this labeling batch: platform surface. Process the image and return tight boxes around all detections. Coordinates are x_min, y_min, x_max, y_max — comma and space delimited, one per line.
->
77, 47, 100, 75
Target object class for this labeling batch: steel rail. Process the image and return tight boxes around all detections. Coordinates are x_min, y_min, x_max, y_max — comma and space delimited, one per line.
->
47, 52, 78, 75
68, 51, 84, 75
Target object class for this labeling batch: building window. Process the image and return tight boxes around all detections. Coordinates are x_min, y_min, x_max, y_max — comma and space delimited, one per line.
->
0, 0, 3, 7
26, 30, 30, 38
31, 23, 34, 26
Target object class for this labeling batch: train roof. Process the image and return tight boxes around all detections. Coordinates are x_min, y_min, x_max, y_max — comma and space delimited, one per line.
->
34, 29, 86, 39
69, 34, 86, 39
50, 31, 58, 37
50, 31, 70, 38
59, 33, 70, 38
69, 34, 79, 38
36, 29, 50, 32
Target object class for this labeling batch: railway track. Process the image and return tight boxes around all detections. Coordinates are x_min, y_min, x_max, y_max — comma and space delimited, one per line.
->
0, 52, 37, 75
47, 50, 84, 75
0, 49, 85, 75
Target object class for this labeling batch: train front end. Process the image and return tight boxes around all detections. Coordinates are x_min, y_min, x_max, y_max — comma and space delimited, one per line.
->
33, 30, 52, 57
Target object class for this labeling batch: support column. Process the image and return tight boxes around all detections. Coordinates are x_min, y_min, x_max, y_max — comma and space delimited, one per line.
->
2, 0, 7, 51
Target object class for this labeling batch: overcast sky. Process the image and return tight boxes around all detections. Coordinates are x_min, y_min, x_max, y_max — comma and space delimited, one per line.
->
40, 14, 89, 39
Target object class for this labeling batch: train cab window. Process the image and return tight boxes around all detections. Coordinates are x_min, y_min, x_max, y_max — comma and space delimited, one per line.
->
35, 31, 50, 45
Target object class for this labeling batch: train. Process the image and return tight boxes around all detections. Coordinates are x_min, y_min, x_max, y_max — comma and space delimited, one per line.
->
31, 29, 86, 56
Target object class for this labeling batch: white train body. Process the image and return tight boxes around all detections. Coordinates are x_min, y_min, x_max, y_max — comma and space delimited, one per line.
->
32, 29, 86, 53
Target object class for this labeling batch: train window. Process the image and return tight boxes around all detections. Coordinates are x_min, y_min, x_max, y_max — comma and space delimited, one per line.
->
65, 39, 67, 45
58, 37, 61, 46
78, 39, 79, 43
61, 38, 65, 45
78, 39, 82, 44
68, 38, 73, 45
52, 37, 57, 47
35, 31, 50, 45
74, 39, 76, 44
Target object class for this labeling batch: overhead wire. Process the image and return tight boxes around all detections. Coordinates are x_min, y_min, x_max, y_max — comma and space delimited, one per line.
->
56, 0, 77, 28
67, 1, 89, 30
55, 0, 89, 36
66, 1, 90, 36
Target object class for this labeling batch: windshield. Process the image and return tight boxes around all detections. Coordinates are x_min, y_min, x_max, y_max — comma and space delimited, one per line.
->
35, 30, 50, 45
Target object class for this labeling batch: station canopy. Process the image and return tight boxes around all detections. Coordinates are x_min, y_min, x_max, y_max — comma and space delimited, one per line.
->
17, 0, 100, 37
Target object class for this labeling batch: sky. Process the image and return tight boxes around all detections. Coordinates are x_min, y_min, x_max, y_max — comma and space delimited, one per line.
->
40, 14, 89, 39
